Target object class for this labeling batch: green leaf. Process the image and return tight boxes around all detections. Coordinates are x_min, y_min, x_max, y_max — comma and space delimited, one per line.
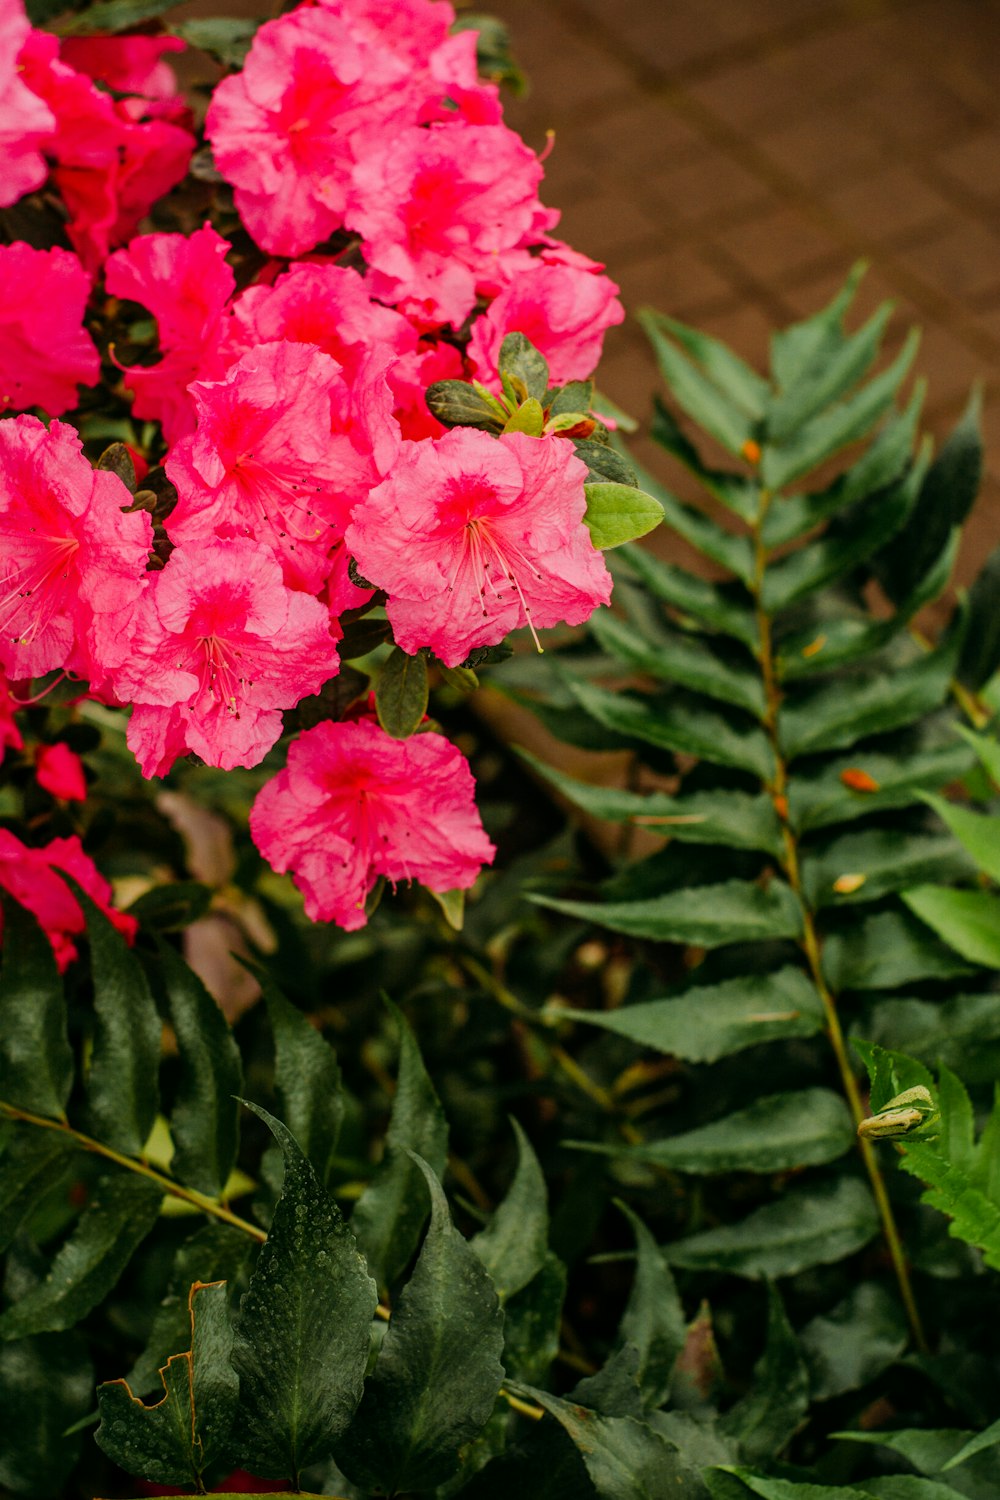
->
155, 941, 241, 1199
720, 1285, 810, 1463
767, 303, 893, 443
835, 1427, 1000, 1488
0, 898, 72, 1118
254, 967, 344, 1187
640, 310, 755, 456
231, 1103, 378, 1480
944, 1419, 1000, 1471
707, 1472, 873, 1500
560, 674, 774, 778
97, 1281, 238, 1487
471, 1117, 548, 1300
620, 545, 757, 648
503, 396, 545, 436
425, 380, 505, 432
856, 991, 1000, 1082
790, 738, 976, 832
350, 999, 448, 1290
376, 646, 429, 739
336, 1154, 504, 1495
853, 1038, 934, 1115
919, 792, 1000, 883
799, 1282, 908, 1400
126, 881, 212, 932
589, 607, 765, 718
498, 332, 549, 400
0, 1173, 162, 1339
761, 329, 920, 492
957, 725, 1000, 789
531, 878, 802, 949
616, 1202, 686, 1410
500, 1250, 567, 1385
902, 887, 1000, 970
574, 438, 639, 487
518, 749, 782, 855
638, 483, 754, 581
823, 909, 978, 990
665, 1176, 879, 1278
0, 1333, 92, 1497
858, 1479, 980, 1500
583, 482, 664, 549
957, 545, 1000, 690
802, 825, 973, 909
0, 1129, 76, 1255
642, 309, 769, 419
59, 0, 182, 32
649, 398, 758, 521
556, 967, 823, 1063
576, 1089, 853, 1175
170, 17, 261, 66
770, 261, 867, 391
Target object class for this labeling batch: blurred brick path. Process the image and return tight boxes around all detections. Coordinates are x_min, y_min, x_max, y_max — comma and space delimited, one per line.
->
496, 0, 1000, 584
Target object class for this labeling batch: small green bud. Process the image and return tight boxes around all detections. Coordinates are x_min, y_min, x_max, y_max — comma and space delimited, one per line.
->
858, 1085, 940, 1141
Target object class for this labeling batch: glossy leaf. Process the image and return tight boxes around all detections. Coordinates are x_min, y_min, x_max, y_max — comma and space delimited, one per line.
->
471, 1117, 548, 1300
583, 483, 664, 549
126, 881, 212, 932
590, 607, 765, 717
425, 380, 505, 432
648, 398, 758, 521
0, 1173, 162, 1339
376, 646, 429, 739
258, 966, 344, 1186
0, 898, 72, 1118
665, 1177, 879, 1278
350, 999, 449, 1290
719, 1285, 809, 1463
498, 331, 549, 401
336, 1154, 504, 1495
616, 1202, 685, 1410
156, 941, 241, 1198
799, 1281, 907, 1400
532, 877, 802, 949
902, 887, 1000, 970
0, 1333, 92, 1497
231, 1104, 378, 1480
0, 1129, 76, 1254
647, 486, 755, 581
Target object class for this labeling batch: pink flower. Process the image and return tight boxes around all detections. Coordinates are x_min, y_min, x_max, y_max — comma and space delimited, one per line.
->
348, 122, 557, 326
0, 672, 23, 766
249, 716, 495, 929
0, 242, 99, 416
106, 225, 235, 444
0, 416, 152, 685
346, 427, 612, 667
35, 741, 87, 801
165, 340, 398, 592
206, 6, 414, 257
113, 540, 342, 778
0, 0, 53, 207
389, 339, 465, 441
0, 829, 136, 971
467, 258, 624, 387
59, 34, 185, 101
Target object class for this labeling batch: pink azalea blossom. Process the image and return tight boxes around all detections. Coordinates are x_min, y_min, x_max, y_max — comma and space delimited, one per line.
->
206, 6, 415, 257
114, 540, 342, 779
35, 741, 87, 801
467, 258, 624, 387
249, 716, 495, 929
348, 122, 558, 326
0, 0, 53, 207
0, 416, 152, 685
346, 427, 612, 667
0, 241, 99, 416
0, 672, 23, 766
166, 340, 399, 592
59, 34, 186, 101
389, 339, 465, 441
0, 829, 136, 971
106, 225, 235, 444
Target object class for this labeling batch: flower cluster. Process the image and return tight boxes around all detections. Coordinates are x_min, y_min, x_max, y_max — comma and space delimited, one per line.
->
0, 0, 631, 935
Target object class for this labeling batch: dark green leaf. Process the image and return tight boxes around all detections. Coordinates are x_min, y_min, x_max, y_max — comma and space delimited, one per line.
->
616, 1202, 685, 1410
583, 483, 664, 549
335, 614, 393, 661
800, 1282, 907, 1401
859, 1479, 981, 1500
769, 261, 867, 392
621, 546, 757, 647
640, 312, 755, 455
232, 1103, 378, 1480
556, 967, 824, 1063
639, 482, 755, 581
665, 1177, 879, 1278
0, 1129, 76, 1255
97, 1281, 238, 1486
649, 398, 758, 521
590, 607, 765, 718
857, 992, 1000, 1083
253, 967, 344, 1187
59, 0, 182, 32
790, 737, 975, 832
170, 17, 261, 66
500, 1250, 567, 1385
425, 380, 505, 432
78, 887, 161, 1156
574, 439, 639, 487
337, 1154, 504, 1495
294, 665, 370, 729
767, 303, 893, 443
944, 1419, 1000, 1472
823, 909, 978, 991
642, 308, 769, 419
0, 1333, 92, 1498
835, 1427, 1000, 1495
0, 1173, 162, 1339
957, 544, 1000, 690
96, 441, 137, 492
498, 332, 549, 400
126, 882, 212, 932
376, 646, 429, 739
707, 1472, 872, 1500
720, 1285, 809, 1463
0, 898, 72, 1118
351, 999, 448, 1290
902, 887, 1000, 970
471, 1117, 548, 1300
532, 878, 802, 949
919, 793, 1000, 883
550, 379, 594, 417
802, 825, 973, 909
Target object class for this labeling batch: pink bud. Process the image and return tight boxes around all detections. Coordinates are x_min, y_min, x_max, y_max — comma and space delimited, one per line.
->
35, 742, 88, 802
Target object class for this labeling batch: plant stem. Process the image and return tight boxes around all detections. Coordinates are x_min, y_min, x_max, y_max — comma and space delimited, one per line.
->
749, 489, 928, 1354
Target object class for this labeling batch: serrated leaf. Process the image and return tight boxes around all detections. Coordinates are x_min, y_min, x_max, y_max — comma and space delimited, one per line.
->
616, 1203, 685, 1410
532, 878, 802, 949
336, 1154, 504, 1494
957, 545, 1000, 690
251, 966, 344, 1187
351, 999, 448, 1290
790, 737, 975, 832
154, 941, 241, 1198
97, 1281, 238, 1486
583, 482, 664, 549
621, 545, 757, 647
170, 16, 261, 66
720, 1285, 809, 1463
642, 308, 769, 418
919, 793, 1000, 883
498, 332, 549, 400
640, 309, 756, 456
500, 1250, 567, 1385
800, 1281, 908, 1401
823, 908, 978, 990
589, 607, 765, 718
556, 967, 823, 1063
0, 1173, 162, 1339
853, 1038, 934, 1115
856, 991, 1000, 1083
766, 303, 893, 443
577, 1089, 853, 1175
803, 825, 973, 909
902, 887, 1000, 970
0, 1129, 76, 1255
471, 1117, 548, 1300
649, 398, 758, 521
665, 1176, 879, 1278
231, 1103, 378, 1480
425, 380, 505, 432
0, 898, 72, 1118
376, 646, 429, 739
0, 1332, 92, 1497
